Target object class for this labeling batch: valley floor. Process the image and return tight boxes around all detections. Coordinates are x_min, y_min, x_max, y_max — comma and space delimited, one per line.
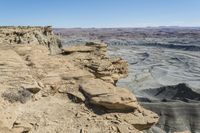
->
108, 45, 200, 133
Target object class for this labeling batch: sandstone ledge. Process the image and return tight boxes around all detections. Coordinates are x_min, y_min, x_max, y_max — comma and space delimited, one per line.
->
0, 27, 159, 133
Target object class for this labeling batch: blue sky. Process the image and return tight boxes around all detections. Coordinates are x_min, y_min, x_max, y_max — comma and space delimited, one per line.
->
0, 0, 200, 28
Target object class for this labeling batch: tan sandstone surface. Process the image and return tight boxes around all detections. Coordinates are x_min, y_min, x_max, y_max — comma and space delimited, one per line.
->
0, 26, 158, 133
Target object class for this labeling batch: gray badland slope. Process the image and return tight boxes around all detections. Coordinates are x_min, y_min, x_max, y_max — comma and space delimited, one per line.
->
55, 27, 200, 133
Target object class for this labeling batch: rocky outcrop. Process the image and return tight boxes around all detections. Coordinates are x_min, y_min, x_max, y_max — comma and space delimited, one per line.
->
62, 42, 128, 84
0, 27, 158, 133
0, 26, 61, 54
80, 78, 139, 111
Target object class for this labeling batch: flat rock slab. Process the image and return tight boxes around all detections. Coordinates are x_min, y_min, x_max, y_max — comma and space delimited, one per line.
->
62, 45, 94, 53
80, 79, 138, 111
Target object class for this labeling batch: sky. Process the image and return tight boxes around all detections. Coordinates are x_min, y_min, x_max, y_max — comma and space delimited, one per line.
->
0, 0, 200, 28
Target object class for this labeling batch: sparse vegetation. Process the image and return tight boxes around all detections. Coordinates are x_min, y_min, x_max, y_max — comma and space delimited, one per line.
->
2, 89, 32, 103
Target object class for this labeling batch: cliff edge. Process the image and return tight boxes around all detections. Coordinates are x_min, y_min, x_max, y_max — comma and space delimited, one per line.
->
0, 26, 61, 54
0, 26, 158, 133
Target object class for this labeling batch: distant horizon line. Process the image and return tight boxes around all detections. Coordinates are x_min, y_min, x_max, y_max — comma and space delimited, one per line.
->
54, 26, 200, 29
1, 25, 200, 29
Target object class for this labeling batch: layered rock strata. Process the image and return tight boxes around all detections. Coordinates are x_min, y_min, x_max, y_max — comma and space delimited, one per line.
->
62, 42, 128, 85
0, 27, 158, 133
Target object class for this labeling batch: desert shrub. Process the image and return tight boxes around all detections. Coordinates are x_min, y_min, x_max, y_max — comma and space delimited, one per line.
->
2, 89, 32, 103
